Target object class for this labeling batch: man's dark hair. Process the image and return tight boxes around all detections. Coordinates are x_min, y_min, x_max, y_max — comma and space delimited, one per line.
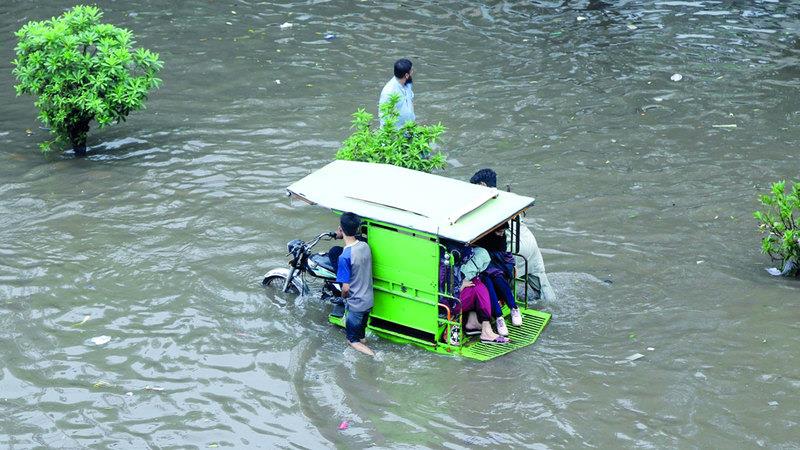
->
394, 58, 413, 79
340, 212, 362, 237
470, 168, 497, 188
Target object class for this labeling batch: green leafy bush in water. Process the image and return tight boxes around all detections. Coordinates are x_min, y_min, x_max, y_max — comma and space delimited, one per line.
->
336, 93, 446, 173
12, 5, 163, 156
754, 180, 800, 276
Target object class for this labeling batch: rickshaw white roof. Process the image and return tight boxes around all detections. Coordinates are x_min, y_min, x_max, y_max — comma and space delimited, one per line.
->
286, 160, 534, 243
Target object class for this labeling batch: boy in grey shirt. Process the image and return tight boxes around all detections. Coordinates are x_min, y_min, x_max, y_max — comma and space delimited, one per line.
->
336, 212, 374, 356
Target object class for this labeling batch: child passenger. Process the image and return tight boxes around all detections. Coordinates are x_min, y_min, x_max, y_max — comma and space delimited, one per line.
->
336, 212, 375, 356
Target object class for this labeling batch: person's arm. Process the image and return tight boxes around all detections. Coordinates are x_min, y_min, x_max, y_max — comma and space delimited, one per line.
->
379, 88, 390, 108
336, 251, 352, 298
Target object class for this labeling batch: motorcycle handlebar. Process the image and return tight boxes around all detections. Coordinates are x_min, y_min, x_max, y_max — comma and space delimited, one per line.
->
306, 231, 336, 250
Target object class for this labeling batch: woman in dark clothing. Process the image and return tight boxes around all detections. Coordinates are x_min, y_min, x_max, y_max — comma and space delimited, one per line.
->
475, 225, 523, 334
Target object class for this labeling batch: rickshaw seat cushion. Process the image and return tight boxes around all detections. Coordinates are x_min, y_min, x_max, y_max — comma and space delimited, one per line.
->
311, 253, 336, 272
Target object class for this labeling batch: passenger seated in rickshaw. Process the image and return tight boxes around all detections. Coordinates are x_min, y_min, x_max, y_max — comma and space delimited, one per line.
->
459, 246, 510, 344
475, 225, 524, 337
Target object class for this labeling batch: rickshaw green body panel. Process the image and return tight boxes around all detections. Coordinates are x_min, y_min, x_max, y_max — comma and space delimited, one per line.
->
367, 222, 440, 341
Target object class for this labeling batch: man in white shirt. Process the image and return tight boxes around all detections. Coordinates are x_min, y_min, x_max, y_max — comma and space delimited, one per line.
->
379, 58, 415, 128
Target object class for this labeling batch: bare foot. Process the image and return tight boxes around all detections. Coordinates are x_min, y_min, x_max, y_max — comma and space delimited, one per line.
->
349, 341, 375, 356
465, 311, 481, 330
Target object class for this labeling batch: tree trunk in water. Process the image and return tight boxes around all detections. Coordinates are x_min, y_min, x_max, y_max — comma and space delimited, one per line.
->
69, 119, 90, 157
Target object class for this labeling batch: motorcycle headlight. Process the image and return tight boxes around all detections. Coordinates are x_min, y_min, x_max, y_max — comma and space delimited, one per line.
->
287, 239, 303, 254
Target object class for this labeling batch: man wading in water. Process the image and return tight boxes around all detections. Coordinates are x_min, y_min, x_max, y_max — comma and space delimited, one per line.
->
379, 58, 415, 128
335, 213, 375, 356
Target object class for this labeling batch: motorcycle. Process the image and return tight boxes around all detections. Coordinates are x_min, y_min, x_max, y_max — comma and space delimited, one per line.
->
261, 231, 345, 316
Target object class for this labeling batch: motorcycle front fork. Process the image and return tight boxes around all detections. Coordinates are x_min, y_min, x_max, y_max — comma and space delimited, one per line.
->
321, 282, 345, 317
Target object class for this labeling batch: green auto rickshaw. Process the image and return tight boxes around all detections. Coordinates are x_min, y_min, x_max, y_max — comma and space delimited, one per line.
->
262, 160, 550, 361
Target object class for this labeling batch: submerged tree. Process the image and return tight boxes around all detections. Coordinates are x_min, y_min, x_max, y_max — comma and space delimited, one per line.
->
12, 5, 163, 156
754, 180, 800, 277
336, 94, 446, 173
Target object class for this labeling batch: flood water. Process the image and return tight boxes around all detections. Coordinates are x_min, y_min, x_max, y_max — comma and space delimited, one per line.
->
1, 1, 799, 448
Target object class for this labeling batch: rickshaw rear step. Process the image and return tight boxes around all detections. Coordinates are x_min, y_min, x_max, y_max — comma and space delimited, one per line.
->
329, 308, 550, 360
459, 309, 551, 361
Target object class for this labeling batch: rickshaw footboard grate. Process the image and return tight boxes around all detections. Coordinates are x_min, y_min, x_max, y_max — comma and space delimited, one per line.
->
459, 309, 551, 361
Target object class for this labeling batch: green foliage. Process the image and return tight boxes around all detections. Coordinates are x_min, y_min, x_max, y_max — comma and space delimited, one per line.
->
336, 94, 446, 173
754, 180, 800, 275
12, 5, 163, 153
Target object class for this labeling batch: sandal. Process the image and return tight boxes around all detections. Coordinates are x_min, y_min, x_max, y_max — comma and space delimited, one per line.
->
465, 327, 482, 336
480, 335, 510, 344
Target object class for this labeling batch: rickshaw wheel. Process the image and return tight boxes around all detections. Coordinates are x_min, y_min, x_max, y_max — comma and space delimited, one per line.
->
262, 274, 300, 295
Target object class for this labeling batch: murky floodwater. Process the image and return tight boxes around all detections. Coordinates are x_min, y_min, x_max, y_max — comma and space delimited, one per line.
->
1, 1, 799, 448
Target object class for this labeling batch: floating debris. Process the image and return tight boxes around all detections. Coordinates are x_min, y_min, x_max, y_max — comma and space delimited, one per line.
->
627, 24, 638, 30
338, 421, 349, 430
144, 385, 164, 392
280, 22, 293, 29
768, 401, 779, 406
670, 73, 683, 82
90, 335, 111, 345
766, 267, 783, 276
626, 353, 645, 361
646, 347, 655, 351
615, 352, 645, 364
712, 124, 737, 128
324, 33, 336, 41
72, 315, 91, 327
275, 79, 281, 85
577, 16, 587, 21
